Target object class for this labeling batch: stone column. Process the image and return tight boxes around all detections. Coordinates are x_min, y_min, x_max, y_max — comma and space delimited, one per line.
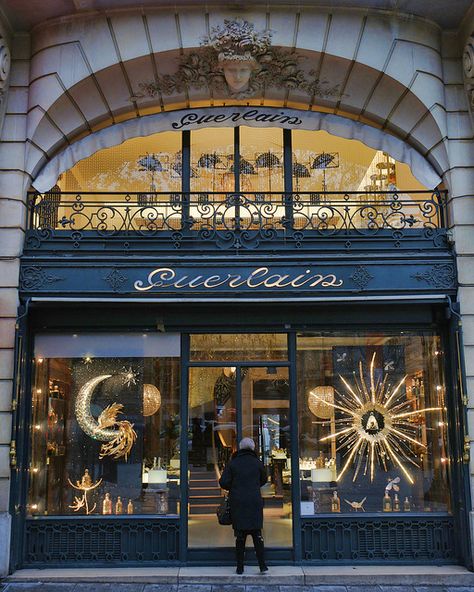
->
444, 28, 474, 566
0, 28, 30, 575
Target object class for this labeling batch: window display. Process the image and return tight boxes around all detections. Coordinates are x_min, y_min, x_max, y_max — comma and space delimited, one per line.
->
28, 333, 181, 516
297, 332, 450, 515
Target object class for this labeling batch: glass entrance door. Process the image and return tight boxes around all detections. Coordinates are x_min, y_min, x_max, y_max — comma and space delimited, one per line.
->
186, 334, 293, 555
241, 367, 292, 548
187, 366, 237, 550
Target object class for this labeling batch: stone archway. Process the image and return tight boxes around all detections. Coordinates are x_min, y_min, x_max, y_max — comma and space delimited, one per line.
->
26, 9, 449, 185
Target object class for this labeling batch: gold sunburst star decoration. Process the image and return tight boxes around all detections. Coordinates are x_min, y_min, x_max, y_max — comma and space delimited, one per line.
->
309, 353, 441, 484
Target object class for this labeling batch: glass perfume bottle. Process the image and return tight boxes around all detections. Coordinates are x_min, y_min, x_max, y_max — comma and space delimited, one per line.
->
383, 490, 392, 512
393, 493, 400, 512
102, 493, 112, 515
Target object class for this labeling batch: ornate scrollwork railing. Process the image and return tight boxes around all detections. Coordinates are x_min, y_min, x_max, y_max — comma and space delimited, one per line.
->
26, 190, 446, 250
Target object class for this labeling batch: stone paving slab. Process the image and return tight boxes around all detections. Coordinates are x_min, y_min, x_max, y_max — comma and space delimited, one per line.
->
7, 569, 179, 584
303, 565, 474, 586
179, 566, 304, 585
4, 566, 474, 591
1, 584, 470, 590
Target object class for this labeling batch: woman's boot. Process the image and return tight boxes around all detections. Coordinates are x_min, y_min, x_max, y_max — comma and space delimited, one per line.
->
252, 531, 268, 573
235, 534, 246, 574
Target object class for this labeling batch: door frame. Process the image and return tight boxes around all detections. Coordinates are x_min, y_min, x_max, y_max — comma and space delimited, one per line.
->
180, 332, 300, 563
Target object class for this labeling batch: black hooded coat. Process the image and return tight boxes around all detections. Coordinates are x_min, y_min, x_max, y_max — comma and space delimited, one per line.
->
219, 449, 267, 531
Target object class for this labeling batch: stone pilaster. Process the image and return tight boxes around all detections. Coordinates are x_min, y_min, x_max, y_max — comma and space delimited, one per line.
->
0, 28, 30, 575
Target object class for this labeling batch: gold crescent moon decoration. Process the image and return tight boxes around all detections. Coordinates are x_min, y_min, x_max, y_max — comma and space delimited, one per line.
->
75, 374, 137, 461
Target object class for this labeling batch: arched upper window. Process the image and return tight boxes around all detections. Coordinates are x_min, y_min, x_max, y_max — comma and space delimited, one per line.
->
58, 127, 426, 195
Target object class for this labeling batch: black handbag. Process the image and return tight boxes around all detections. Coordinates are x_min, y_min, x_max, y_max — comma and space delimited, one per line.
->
216, 495, 232, 525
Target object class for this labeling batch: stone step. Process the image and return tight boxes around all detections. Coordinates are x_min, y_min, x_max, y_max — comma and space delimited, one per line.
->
189, 495, 223, 504
6, 565, 474, 589
189, 473, 216, 478
188, 487, 222, 496
189, 478, 219, 484
189, 503, 219, 514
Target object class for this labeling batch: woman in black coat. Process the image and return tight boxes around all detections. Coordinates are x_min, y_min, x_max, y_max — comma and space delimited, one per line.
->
219, 437, 268, 574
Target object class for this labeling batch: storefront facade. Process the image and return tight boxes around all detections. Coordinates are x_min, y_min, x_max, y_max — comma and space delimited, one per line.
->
0, 1, 474, 574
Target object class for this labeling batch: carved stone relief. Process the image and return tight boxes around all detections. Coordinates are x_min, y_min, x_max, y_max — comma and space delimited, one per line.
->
463, 34, 474, 121
0, 33, 11, 136
137, 19, 343, 100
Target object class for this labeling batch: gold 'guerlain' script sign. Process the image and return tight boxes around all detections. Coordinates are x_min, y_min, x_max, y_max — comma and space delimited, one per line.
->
134, 267, 344, 292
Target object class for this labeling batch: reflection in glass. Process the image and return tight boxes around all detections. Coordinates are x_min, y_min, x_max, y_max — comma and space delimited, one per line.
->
240, 127, 284, 195
297, 332, 450, 515
62, 131, 183, 193
29, 335, 181, 516
191, 127, 234, 194
188, 367, 236, 548
242, 367, 292, 548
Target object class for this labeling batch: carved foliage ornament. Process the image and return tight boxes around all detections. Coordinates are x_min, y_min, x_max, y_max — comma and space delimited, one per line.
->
138, 19, 342, 100
0, 35, 10, 122
463, 34, 474, 114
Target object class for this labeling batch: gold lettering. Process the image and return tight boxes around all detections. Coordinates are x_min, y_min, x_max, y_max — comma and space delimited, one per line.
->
134, 268, 176, 291
228, 274, 247, 288
203, 275, 228, 288
173, 275, 191, 288
187, 275, 206, 288
263, 274, 292, 288
290, 269, 313, 288
321, 275, 344, 287
308, 275, 324, 287
135, 267, 344, 292
246, 267, 270, 288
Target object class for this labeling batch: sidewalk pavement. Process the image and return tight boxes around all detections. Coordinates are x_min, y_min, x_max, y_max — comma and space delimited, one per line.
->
2, 565, 474, 591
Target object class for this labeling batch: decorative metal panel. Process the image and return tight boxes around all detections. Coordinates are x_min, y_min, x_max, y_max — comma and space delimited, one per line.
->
25, 190, 447, 252
24, 518, 180, 565
301, 516, 456, 562
17, 259, 457, 298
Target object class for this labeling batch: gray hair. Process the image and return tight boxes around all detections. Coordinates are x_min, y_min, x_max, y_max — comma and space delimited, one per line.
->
239, 437, 255, 451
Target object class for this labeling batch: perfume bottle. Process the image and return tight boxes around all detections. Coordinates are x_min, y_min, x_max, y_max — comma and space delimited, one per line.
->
393, 493, 400, 512
115, 496, 123, 514
331, 490, 341, 513
127, 499, 134, 514
383, 490, 392, 512
102, 492, 112, 515
403, 496, 411, 511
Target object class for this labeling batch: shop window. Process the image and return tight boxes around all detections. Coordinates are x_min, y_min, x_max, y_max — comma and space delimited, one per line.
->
297, 332, 450, 515
191, 127, 234, 194
28, 333, 181, 517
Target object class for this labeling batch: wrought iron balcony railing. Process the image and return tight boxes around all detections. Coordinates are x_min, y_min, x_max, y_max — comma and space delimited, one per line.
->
25, 190, 447, 251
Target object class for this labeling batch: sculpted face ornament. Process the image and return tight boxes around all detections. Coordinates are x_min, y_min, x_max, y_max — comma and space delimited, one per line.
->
137, 19, 342, 100
221, 60, 256, 94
